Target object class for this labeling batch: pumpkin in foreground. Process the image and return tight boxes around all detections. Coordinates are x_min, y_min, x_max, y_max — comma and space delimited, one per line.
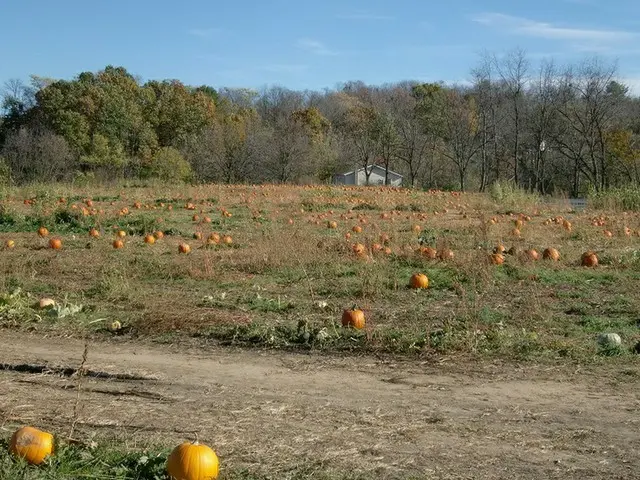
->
341, 307, 365, 329
167, 440, 219, 480
9, 426, 54, 465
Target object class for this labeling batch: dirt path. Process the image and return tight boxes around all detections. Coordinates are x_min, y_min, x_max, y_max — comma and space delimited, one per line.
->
0, 332, 638, 479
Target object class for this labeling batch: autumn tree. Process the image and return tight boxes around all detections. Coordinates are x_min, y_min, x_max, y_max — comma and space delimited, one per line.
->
441, 89, 482, 191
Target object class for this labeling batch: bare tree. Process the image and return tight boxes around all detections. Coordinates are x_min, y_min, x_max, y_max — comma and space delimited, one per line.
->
2, 127, 73, 183
441, 89, 483, 191
494, 48, 529, 186
335, 95, 380, 185
554, 58, 622, 194
526, 59, 560, 193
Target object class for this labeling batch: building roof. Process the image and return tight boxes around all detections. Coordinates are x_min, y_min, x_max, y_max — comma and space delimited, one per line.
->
336, 164, 403, 178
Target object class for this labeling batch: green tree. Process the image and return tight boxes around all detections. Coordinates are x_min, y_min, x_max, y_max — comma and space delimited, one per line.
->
146, 146, 193, 182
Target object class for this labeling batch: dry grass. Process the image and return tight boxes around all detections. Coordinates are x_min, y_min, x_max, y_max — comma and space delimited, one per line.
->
1, 182, 639, 362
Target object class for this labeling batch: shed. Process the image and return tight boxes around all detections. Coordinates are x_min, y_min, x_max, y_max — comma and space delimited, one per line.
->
333, 164, 403, 186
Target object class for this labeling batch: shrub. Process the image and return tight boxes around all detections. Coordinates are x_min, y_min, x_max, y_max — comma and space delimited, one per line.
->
590, 186, 640, 211
146, 147, 193, 182
0, 156, 11, 185
489, 180, 541, 211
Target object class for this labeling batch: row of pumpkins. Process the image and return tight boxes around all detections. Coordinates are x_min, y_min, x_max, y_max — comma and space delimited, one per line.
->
4, 226, 233, 253
9, 426, 219, 480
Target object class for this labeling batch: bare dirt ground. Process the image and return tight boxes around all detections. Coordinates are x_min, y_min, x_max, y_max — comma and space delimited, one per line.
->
0, 331, 638, 479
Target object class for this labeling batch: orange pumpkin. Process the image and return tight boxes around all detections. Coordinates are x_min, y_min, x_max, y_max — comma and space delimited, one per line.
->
419, 246, 437, 259
179, 243, 191, 254
409, 273, 429, 289
154, 231, 164, 240
352, 225, 362, 233
89, 228, 100, 238
208, 233, 220, 244
341, 307, 366, 329
112, 239, 124, 249
543, 247, 560, 261
166, 440, 219, 480
48, 238, 62, 250
490, 253, 505, 265
38, 226, 49, 238
9, 426, 54, 465
581, 251, 598, 267
144, 235, 156, 245
222, 235, 232, 245
5, 239, 15, 249
352, 243, 366, 256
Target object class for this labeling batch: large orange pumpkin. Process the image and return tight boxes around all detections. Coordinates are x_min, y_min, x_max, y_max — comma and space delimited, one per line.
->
9, 426, 54, 465
48, 238, 62, 250
409, 273, 429, 289
341, 308, 365, 329
543, 247, 560, 261
166, 440, 219, 480
179, 243, 191, 254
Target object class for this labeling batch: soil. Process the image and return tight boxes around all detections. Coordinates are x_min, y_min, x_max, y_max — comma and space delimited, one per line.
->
0, 331, 638, 479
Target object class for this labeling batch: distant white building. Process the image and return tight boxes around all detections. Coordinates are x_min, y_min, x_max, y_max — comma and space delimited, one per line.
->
333, 164, 403, 186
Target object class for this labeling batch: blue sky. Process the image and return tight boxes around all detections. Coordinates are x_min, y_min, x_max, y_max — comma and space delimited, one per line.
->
1, 0, 640, 93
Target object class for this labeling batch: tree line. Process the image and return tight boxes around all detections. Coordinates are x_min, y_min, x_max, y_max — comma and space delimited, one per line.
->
1, 49, 639, 195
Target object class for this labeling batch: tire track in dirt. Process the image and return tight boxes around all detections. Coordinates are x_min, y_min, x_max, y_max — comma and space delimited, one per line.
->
0, 331, 638, 479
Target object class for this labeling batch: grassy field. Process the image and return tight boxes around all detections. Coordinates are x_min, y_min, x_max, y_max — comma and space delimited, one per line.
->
1, 182, 639, 361
0, 439, 363, 480
1, 182, 639, 478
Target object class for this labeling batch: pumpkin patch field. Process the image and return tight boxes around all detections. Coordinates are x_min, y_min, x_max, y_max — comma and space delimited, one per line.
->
1, 183, 639, 479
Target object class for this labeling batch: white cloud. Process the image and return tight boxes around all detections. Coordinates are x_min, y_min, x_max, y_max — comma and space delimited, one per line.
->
296, 38, 338, 56
472, 13, 636, 43
188, 28, 223, 39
